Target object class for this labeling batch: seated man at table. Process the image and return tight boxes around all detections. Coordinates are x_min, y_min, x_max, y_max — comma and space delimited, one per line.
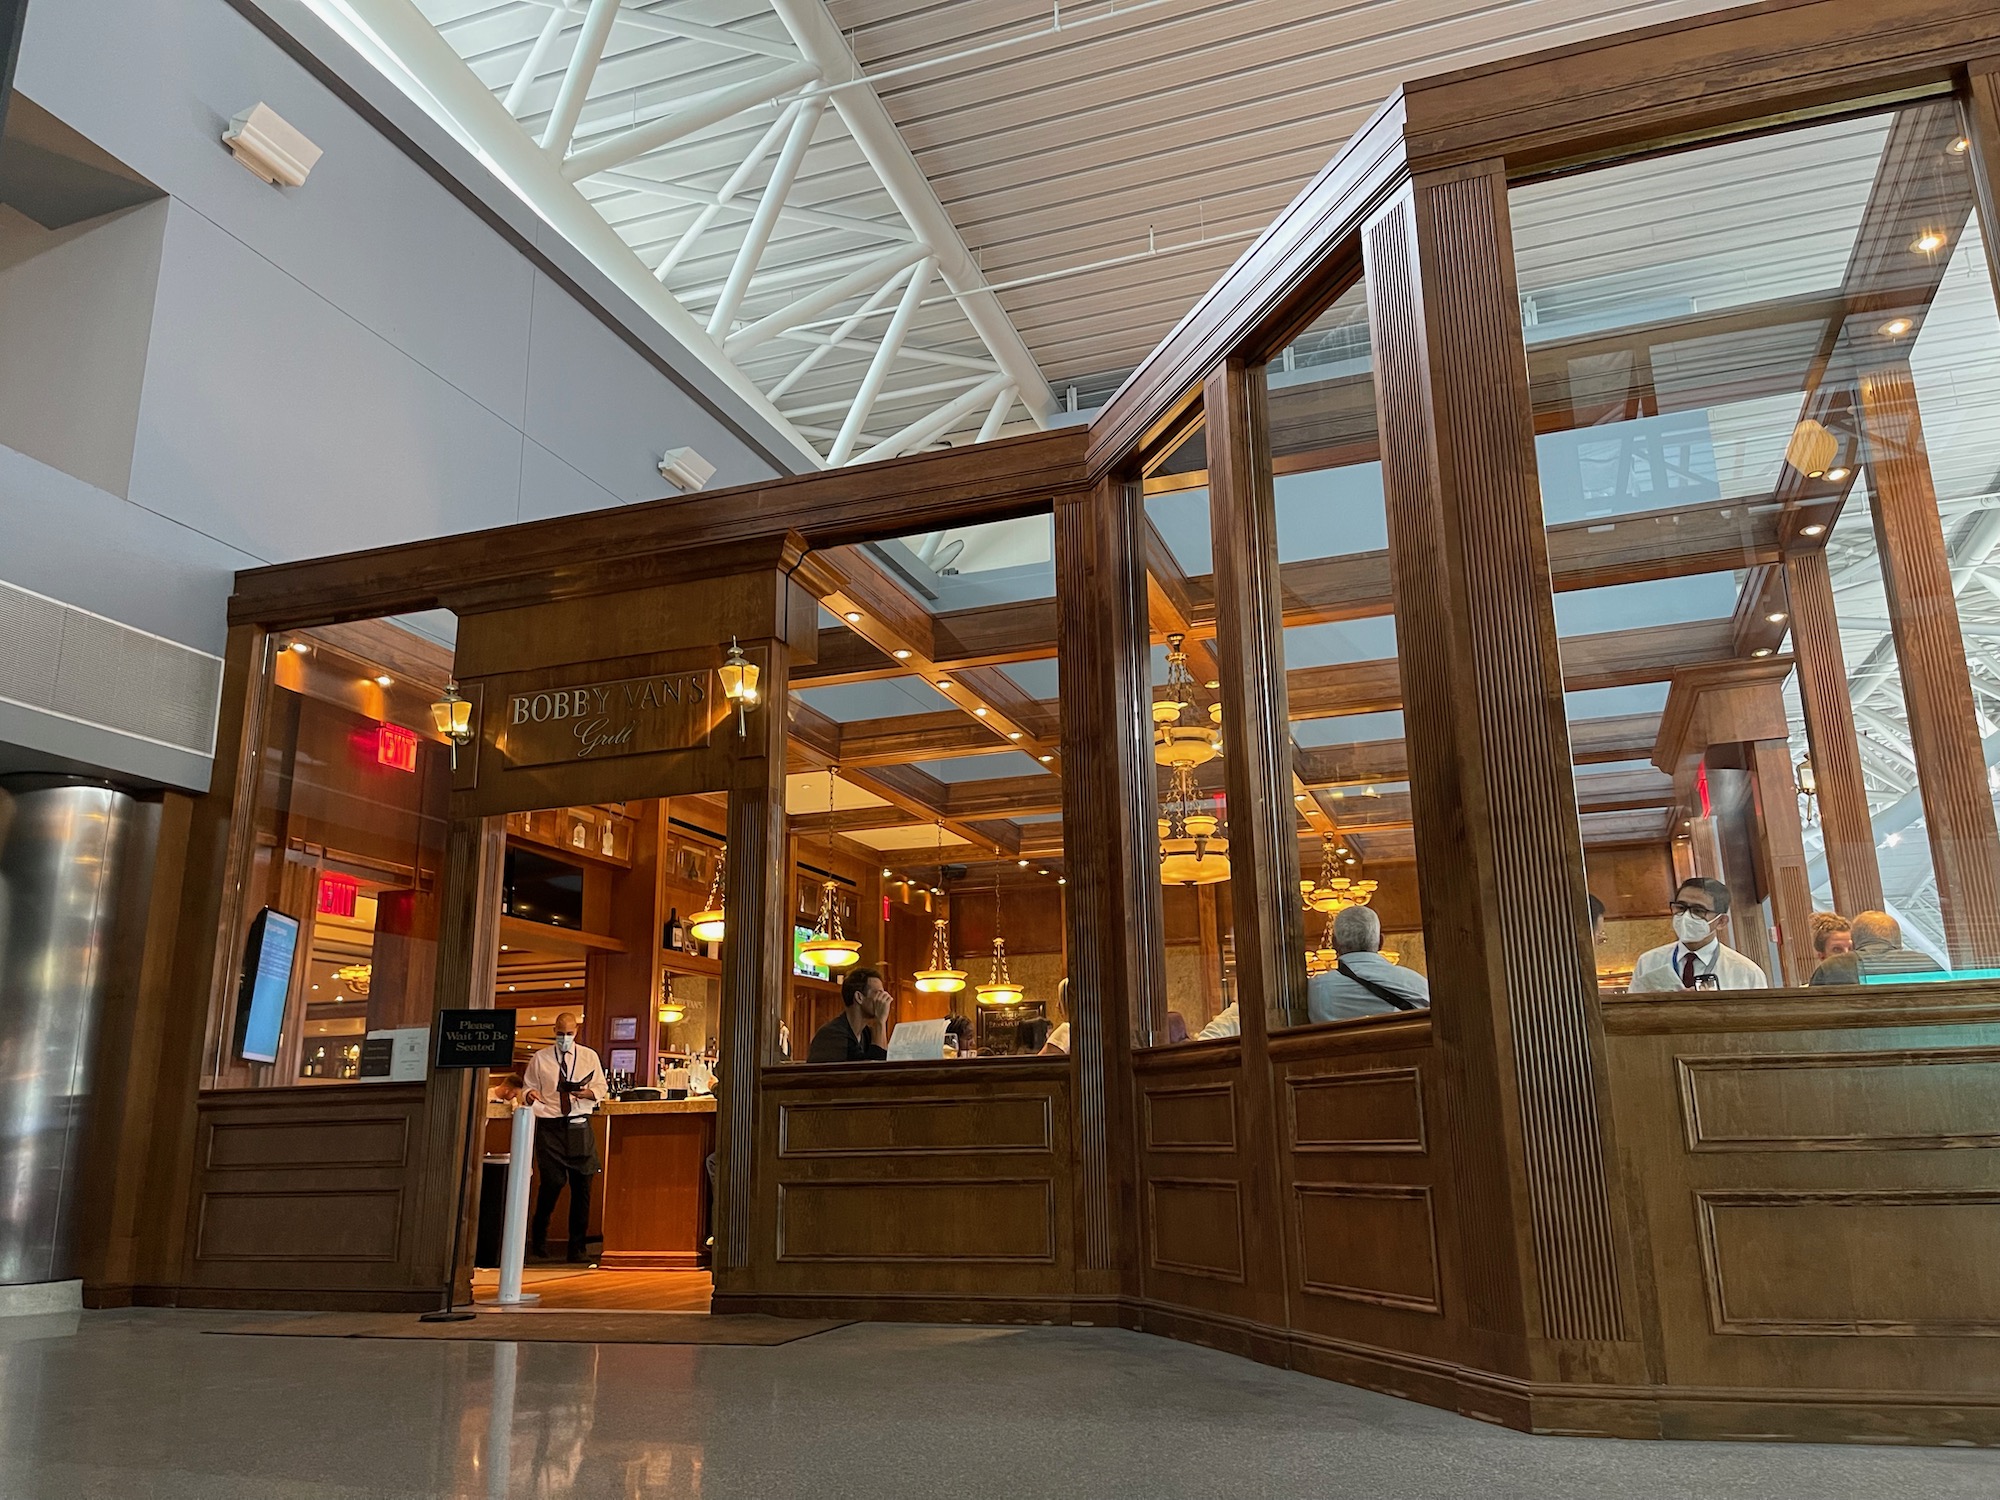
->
1629, 877, 1768, 991
1308, 905, 1431, 1021
1809, 909, 1945, 985
806, 968, 891, 1063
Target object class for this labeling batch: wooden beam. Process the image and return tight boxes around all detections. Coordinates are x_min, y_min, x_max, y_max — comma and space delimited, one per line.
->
231, 426, 1087, 628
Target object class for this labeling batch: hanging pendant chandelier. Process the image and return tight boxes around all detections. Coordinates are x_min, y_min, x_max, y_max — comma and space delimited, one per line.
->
1308, 909, 1338, 974
1153, 633, 1222, 768
913, 822, 967, 993
977, 937, 1024, 1006
799, 766, 862, 969
688, 846, 727, 943
916, 919, 967, 994
658, 973, 686, 1025
1305, 838, 1374, 912
1158, 760, 1231, 885
976, 881, 1024, 1005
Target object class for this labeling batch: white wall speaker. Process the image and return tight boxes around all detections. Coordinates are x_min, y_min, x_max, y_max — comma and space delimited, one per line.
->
223, 103, 323, 188
658, 447, 718, 492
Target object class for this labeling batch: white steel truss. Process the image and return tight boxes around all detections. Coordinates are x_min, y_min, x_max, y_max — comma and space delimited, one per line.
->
306, 0, 1058, 468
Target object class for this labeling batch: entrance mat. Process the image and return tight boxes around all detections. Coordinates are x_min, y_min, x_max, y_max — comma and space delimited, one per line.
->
210, 1312, 847, 1346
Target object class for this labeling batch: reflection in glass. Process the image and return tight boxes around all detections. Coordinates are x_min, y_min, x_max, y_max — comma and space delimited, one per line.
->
1512, 98, 2000, 988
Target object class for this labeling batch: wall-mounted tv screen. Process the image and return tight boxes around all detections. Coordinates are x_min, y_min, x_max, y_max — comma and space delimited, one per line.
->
502, 846, 584, 929
234, 907, 300, 1064
792, 924, 830, 981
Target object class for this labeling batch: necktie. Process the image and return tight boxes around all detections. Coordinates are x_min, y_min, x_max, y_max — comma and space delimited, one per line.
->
1681, 951, 1698, 988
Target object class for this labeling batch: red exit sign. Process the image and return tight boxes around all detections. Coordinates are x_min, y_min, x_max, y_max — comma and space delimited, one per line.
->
376, 722, 419, 772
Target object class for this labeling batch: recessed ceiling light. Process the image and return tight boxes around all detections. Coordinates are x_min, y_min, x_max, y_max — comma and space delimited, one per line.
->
312, 984, 319, 991
1058, 876, 1067, 885
1294, 792, 1307, 801
1825, 467, 1850, 483
509, 985, 516, 991
374, 674, 394, 687
1949, 136, 1970, 155
1801, 523, 1827, 537
1204, 680, 1220, 690
1752, 647, 1774, 658
1018, 858, 1030, 867
1008, 731, 1023, 740
974, 706, 989, 717
1879, 317, 1912, 338
1911, 230, 1948, 254
935, 679, 952, 690
882, 867, 892, 877
843, 611, 862, 623
1038, 754, 1054, 763
894, 649, 913, 660
1766, 611, 1788, 624
562, 981, 571, 987
500, 945, 508, 951
288, 641, 309, 654
1344, 857, 1357, 866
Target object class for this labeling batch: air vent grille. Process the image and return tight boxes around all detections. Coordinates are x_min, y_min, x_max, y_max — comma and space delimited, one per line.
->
0, 580, 222, 758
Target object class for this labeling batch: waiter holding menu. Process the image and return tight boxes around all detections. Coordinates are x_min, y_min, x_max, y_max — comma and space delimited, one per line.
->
522, 1011, 608, 1263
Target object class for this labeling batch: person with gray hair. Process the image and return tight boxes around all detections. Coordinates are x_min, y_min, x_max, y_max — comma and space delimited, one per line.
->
1306, 904, 1431, 1022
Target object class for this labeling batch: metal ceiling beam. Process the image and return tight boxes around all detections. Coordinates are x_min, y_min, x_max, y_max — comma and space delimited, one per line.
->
559, 62, 819, 181
336, 0, 824, 466
765, 0, 1057, 427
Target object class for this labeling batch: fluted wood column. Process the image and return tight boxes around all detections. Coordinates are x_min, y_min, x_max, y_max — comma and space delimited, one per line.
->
1205, 358, 1308, 1032
423, 814, 506, 1297
1055, 484, 1149, 1277
715, 639, 791, 1275
1366, 167, 1626, 1352
1752, 739, 1818, 984
1784, 548, 1885, 914
1859, 364, 2000, 965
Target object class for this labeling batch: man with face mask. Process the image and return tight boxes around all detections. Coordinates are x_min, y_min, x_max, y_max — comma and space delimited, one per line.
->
1627, 877, 1769, 992
522, 1011, 609, 1262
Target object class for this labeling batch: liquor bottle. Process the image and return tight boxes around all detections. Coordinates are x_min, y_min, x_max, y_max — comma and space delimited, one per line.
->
664, 908, 684, 950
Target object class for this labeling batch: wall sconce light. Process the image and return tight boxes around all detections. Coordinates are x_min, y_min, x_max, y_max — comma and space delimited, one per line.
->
719, 637, 759, 738
223, 103, 323, 187
430, 680, 474, 768
1795, 753, 1818, 825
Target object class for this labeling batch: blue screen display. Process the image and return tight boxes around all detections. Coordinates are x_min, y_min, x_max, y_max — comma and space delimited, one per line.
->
238, 909, 301, 1063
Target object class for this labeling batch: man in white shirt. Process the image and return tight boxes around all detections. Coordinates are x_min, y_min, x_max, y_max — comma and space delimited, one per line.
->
1628, 878, 1769, 993
1307, 906, 1431, 1021
521, 1011, 609, 1262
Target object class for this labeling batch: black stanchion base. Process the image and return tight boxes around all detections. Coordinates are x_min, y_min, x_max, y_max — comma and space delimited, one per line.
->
419, 1308, 479, 1323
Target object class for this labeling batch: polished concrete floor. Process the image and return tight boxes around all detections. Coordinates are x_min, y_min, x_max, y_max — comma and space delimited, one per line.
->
3, 1309, 1996, 1499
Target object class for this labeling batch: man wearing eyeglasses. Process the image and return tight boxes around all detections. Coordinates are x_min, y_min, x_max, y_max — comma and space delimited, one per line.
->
1627, 877, 1769, 992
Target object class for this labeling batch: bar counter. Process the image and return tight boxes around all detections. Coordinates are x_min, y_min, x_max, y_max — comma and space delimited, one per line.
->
484, 1097, 715, 1268
599, 1096, 715, 1269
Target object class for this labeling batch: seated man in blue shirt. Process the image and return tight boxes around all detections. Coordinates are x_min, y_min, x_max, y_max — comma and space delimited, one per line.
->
1307, 905, 1431, 1021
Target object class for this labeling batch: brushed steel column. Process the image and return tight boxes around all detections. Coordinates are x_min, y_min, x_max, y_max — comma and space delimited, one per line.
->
0, 775, 137, 1285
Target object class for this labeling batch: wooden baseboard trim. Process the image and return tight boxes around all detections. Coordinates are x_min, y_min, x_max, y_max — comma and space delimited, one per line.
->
711, 1290, 1126, 1326
599, 1251, 711, 1271
141, 1286, 446, 1313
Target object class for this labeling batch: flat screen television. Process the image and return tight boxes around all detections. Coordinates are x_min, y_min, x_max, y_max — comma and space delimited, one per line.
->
234, 907, 300, 1064
502, 846, 584, 929
792, 923, 830, 981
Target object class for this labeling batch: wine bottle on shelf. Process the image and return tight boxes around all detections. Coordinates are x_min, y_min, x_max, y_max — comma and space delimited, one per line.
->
664, 908, 684, 951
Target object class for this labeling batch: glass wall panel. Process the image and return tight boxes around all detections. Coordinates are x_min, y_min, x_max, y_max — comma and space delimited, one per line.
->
785, 512, 1069, 1062
1511, 98, 2000, 990
1142, 424, 1241, 1043
204, 616, 456, 1089
1262, 278, 1430, 1029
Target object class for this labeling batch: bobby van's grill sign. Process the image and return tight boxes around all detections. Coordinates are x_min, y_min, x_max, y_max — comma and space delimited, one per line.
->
501, 671, 713, 766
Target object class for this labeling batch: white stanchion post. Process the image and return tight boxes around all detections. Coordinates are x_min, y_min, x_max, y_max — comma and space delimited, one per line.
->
494, 1103, 539, 1306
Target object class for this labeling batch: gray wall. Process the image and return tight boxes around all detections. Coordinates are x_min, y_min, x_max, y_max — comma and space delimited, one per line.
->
0, 0, 798, 787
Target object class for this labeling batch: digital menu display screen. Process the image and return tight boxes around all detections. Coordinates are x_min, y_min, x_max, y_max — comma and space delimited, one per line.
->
235, 907, 301, 1063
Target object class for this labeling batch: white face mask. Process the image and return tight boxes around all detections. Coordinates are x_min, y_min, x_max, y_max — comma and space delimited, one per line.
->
1672, 910, 1715, 946
555, 1032, 575, 1053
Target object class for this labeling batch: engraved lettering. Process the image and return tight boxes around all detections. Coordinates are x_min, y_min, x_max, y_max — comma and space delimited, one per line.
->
511, 696, 530, 726
573, 717, 635, 758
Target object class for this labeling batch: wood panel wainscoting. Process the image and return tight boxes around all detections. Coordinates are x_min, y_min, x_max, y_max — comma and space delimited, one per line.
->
1604, 987, 2000, 1441
174, 1084, 443, 1311
710, 1058, 1102, 1324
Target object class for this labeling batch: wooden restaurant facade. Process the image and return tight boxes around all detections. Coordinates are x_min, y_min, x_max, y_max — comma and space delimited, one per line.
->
81, 0, 2000, 1445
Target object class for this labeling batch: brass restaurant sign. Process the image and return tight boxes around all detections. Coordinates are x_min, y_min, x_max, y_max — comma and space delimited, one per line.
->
500, 672, 713, 767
